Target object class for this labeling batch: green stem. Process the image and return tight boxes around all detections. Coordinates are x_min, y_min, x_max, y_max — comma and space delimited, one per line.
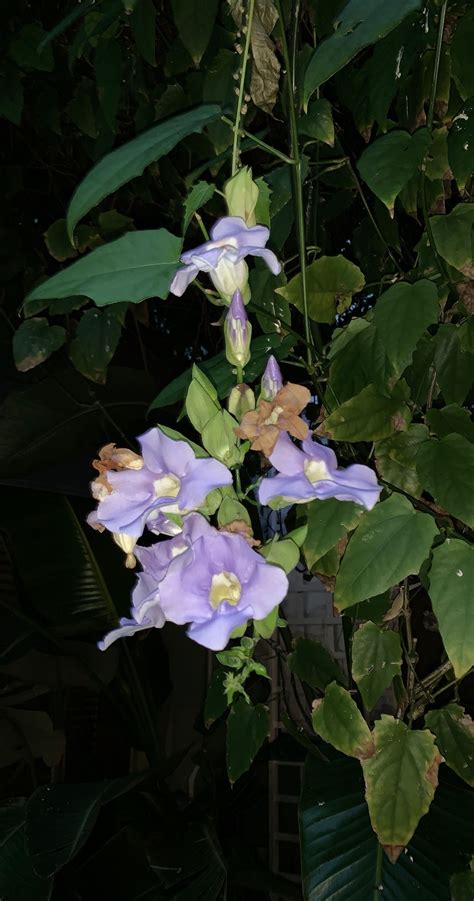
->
275, 0, 316, 365
231, 0, 256, 175
373, 842, 384, 899
222, 116, 296, 166
420, 1, 453, 290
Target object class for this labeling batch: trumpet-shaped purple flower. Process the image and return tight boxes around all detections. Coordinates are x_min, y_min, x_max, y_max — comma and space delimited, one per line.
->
224, 290, 252, 367
92, 428, 232, 538
258, 433, 382, 510
98, 514, 211, 650
170, 216, 281, 299
158, 524, 289, 650
260, 355, 283, 400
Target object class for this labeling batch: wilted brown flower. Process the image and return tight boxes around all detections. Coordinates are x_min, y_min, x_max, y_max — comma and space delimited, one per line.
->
235, 383, 310, 456
219, 518, 261, 547
90, 443, 144, 497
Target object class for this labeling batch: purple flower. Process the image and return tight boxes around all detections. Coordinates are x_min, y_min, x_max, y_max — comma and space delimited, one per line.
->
224, 290, 252, 367
258, 433, 382, 510
261, 355, 283, 400
92, 428, 232, 538
170, 216, 281, 299
98, 514, 211, 650
158, 524, 289, 651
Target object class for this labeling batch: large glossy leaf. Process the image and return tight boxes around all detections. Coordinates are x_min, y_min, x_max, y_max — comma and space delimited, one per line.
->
0, 488, 115, 628
66, 104, 221, 237
312, 683, 373, 759
352, 621, 402, 711
149, 334, 294, 409
429, 204, 474, 276
13, 318, 66, 372
226, 698, 269, 784
361, 716, 440, 862
276, 255, 365, 324
357, 129, 430, 213
303, 498, 363, 569
25, 775, 145, 878
416, 434, 474, 528
170, 0, 219, 65
300, 756, 474, 901
287, 637, 347, 692
303, 0, 422, 104
375, 424, 430, 498
425, 704, 474, 788
0, 829, 53, 901
427, 539, 474, 678
372, 279, 439, 377
334, 494, 438, 611
316, 383, 412, 442
24, 230, 182, 308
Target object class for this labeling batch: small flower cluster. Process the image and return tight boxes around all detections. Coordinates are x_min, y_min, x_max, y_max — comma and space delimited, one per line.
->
89, 168, 381, 654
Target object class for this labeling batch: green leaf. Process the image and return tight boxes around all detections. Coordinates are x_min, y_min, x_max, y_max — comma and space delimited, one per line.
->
13, 319, 66, 373
343, 591, 393, 625
149, 333, 295, 409
8, 24, 54, 72
425, 704, 474, 788
25, 775, 145, 878
287, 637, 346, 692
452, 9, 474, 100
375, 424, 430, 498
217, 495, 251, 528
357, 129, 430, 213
226, 699, 269, 783
253, 606, 279, 640
69, 307, 124, 383
277, 255, 365, 324
425, 127, 450, 181
416, 434, 474, 528
204, 668, 229, 727
185, 374, 220, 433
372, 279, 439, 376
361, 716, 440, 861
95, 38, 122, 131
303, 0, 422, 104
328, 322, 395, 404
44, 219, 77, 262
0, 827, 53, 901
317, 383, 412, 442
25, 230, 182, 307
312, 682, 373, 758
66, 104, 221, 237
352, 621, 402, 711
171, 0, 218, 65
259, 536, 300, 574
0, 63, 24, 126
183, 180, 215, 232
201, 410, 241, 467
300, 755, 474, 901
449, 99, 474, 190
427, 539, 474, 678
429, 204, 474, 276
426, 404, 474, 444
303, 498, 363, 570
434, 324, 473, 405
451, 870, 474, 901
299, 98, 334, 146
335, 494, 438, 611
130, 0, 156, 66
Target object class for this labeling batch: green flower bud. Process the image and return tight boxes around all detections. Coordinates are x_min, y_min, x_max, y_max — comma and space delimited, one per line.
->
224, 166, 259, 226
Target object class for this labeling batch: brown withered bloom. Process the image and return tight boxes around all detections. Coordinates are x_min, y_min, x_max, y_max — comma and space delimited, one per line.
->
219, 518, 261, 548
235, 383, 311, 456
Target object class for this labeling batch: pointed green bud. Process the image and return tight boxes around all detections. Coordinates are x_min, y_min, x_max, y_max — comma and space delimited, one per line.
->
224, 166, 259, 226
228, 384, 256, 419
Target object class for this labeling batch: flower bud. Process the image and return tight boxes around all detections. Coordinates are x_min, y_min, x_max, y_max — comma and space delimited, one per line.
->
228, 383, 256, 419
211, 257, 249, 302
112, 532, 138, 569
224, 166, 259, 226
260, 355, 283, 401
224, 290, 252, 368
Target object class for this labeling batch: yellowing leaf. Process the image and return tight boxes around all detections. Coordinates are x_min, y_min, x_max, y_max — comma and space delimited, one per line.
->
312, 682, 374, 759
276, 255, 365, 324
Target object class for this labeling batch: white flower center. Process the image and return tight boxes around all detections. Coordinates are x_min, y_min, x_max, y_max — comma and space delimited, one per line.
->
304, 458, 329, 484
209, 571, 242, 609
153, 473, 181, 499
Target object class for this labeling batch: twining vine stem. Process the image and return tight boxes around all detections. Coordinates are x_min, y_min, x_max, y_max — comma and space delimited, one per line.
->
231, 0, 256, 176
